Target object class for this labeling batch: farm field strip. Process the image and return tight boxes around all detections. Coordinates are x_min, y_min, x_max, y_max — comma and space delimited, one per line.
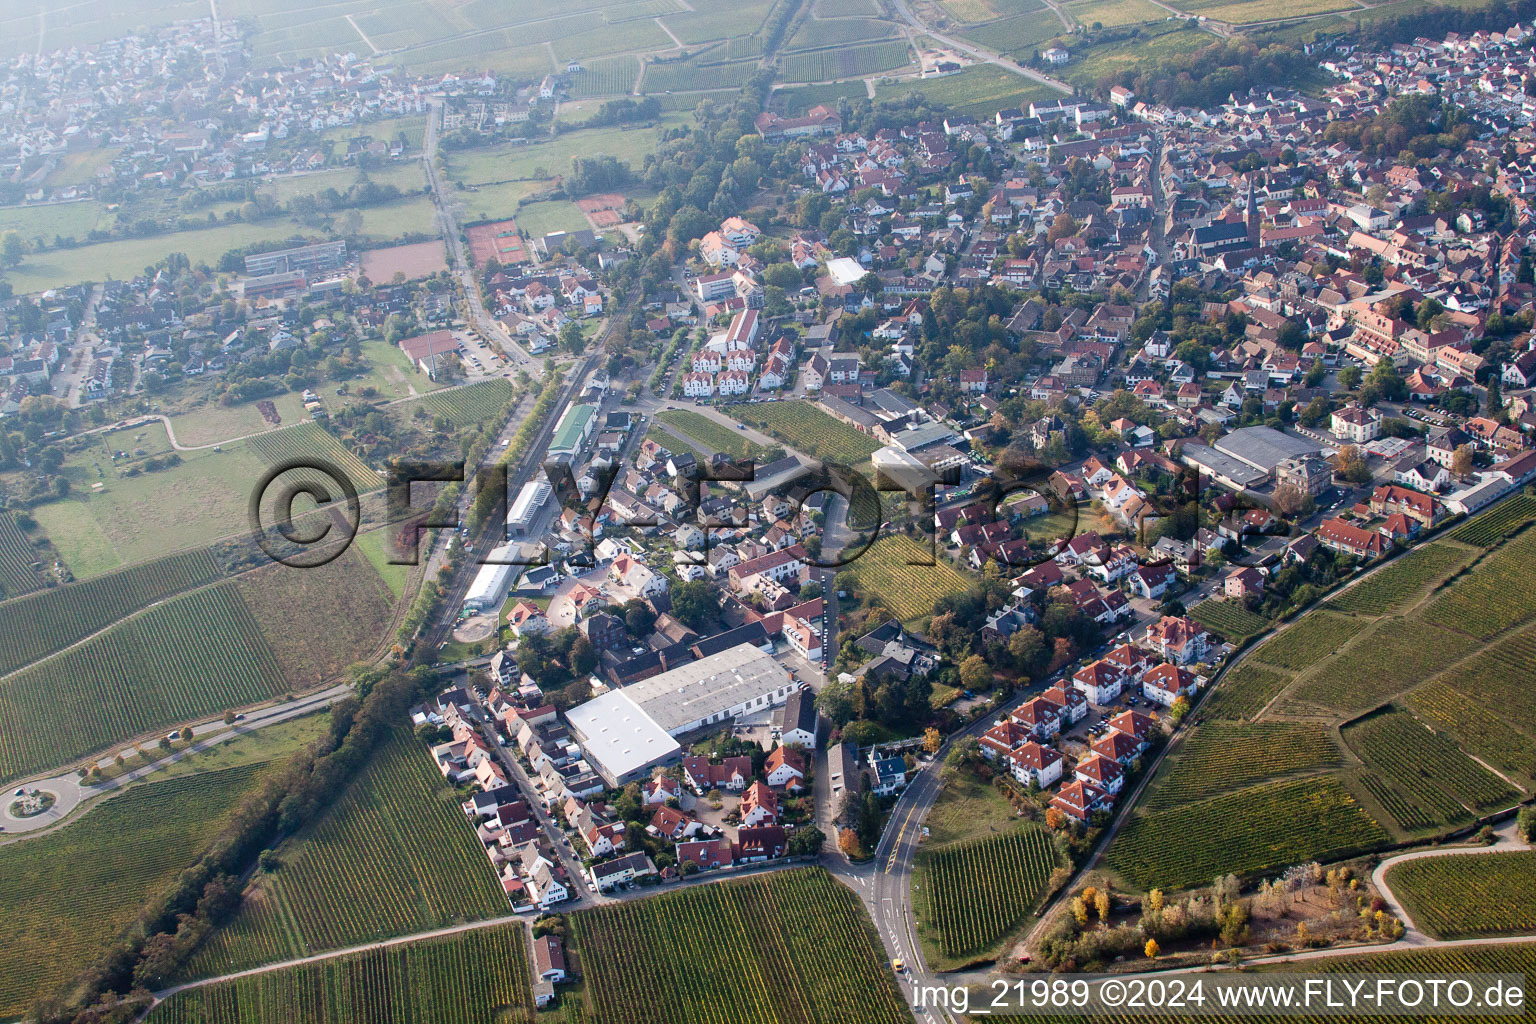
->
568, 868, 908, 1024
1448, 494, 1536, 547
1283, 618, 1477, 715
1343, 708, 1519, 826
0, 512, 46, 599
0, 547, 224, 676
247, 421, 383, 495
0, 763, 278, 1018
1187, 598, 1269, 642
1324, 541, 1472, 617
656, 409, 774, 460
1405, 676, 1536, 784
179, 727, 506, 980
917, 826, 1060, 958
733, 400, 882, 463
846, 533, 974, 623
0, 583, 287, 783
150, 923, 532, 1024
1418, 529, 1536, 639
1199, 662, 1291, 722
1387, 851, 1536, 940
408, 378, 519, 425
1141, 722, 1340, 811
1247, 610, 1367, 671
1107, 776, 1389, 892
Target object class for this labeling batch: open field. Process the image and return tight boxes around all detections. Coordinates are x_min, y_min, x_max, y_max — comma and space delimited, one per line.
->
0, 200, 105, 243
0, 582, 288, 783
1141, 722, 1340, 811
353, 527, 413, 599
35, 426, 273, 578
568, 867, 909, 1024
846, 532, 974, 623
1066, 0, 1165, 26
0, 546, 223, 677
657, 409, 776, 460
164, 390, 312, 447
1343, 707, 1519, 831
179, 727, 507, 979
0, 763, 279, 1018
1325, 541, 1473, 617
734, 400, 882, 463
235, 547, 396, 685
1062, 21, 1211, 84
0, 0, 207, 59
1186, 598, 1268, 642
773, 80, 871, 113
0, 512, 48, 599
359, 240, 449, 281
515, 199, 594, 239
1167, 0, 1355, 22
915, 826, 1061, 964
1107, 776, 1390, 892
1387, 852, 1536, 940
150, 924, 532, 1024
0, 202, 429, 293
445, 117, 689, 191
876, 64, 1065, 117
1198, 661, 1290, 721
922, 769, 1028, 845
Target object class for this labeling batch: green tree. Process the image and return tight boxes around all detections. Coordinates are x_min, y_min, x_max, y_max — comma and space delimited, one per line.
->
1, 230, 25, 267
671, 579, 717, 629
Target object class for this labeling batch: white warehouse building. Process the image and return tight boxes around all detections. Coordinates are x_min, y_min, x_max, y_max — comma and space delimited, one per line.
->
506, 479, 552, 538
463, 544, 520, 613
564, 644, 798, 786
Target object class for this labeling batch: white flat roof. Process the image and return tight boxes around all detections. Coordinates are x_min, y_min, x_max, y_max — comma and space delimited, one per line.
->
621, 643, 792, 734
565, 689, 682, 782
826, 257, 866, 287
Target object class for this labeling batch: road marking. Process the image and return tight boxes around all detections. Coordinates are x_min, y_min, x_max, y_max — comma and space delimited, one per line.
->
885, 802, 918, 873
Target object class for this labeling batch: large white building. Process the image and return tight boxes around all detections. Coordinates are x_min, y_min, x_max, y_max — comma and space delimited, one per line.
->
507, 479, 552, 537
464, 544, 519, 613
564, 644, 797, 785
564, 690, 683, 788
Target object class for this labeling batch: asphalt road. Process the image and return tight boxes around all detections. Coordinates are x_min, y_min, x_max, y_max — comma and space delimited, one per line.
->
0, 685, 348, 838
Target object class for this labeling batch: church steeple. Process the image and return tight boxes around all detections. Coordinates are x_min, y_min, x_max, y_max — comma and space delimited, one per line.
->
1246, 177, 1259, 243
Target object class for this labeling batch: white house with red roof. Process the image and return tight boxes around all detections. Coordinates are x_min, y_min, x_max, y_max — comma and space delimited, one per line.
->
1051, 779, 1110, 823
1072, 660, 1125, 705
1142, 615, 1213, 665
1074, 752, 1124, 796
1039, 684, 1089, 725
979, 720, 1035, 759
1142, 663, 1201, 707
1010, 697, 1063, 740
765, 746, 806, 790
1006, 741, 1063, 788
740, 781, 779, 826
1090, 729, 1142, 767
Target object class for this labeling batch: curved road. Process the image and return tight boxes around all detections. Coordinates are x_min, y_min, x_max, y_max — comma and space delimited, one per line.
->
885, 0, 1073, 95
1368, 818, 1531, 946
0, 685, 347, 838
